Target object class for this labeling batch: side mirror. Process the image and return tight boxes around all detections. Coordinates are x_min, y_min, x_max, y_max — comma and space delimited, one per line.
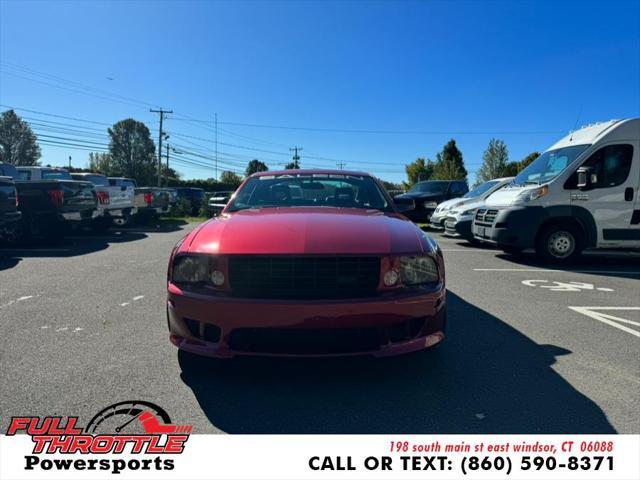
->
577, 166, 597, 190
393, 196, 415, 213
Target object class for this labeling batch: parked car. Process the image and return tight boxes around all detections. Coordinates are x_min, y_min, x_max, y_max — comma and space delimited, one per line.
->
71, 172, 136, 230
206, 190, 234, 217
394, 180, 469, 223
162, 188, 178, 209
442, 177, 514, 241
175, 187, 205, 216
0, 173, 21, 243
473, 118, 640, 262
3, 164, 97, 240
167, 169, 446, 358
133, 186, 170, 219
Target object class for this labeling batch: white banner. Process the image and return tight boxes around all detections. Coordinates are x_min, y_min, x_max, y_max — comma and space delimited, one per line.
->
1, 434, 638, 480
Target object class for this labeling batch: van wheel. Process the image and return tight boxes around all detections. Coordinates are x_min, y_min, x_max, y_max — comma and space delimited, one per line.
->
535, 223, 583, 263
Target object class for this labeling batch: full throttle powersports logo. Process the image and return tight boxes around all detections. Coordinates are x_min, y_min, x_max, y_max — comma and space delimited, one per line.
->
6, 400, 192, 474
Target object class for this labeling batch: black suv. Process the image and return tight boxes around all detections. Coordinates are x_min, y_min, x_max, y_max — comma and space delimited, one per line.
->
394, 180, 468, 223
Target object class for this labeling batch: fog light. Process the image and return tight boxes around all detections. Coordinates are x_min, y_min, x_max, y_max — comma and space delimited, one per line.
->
211, 270, 225, 286
383, 270, 399, 286
424, 332, 444, 348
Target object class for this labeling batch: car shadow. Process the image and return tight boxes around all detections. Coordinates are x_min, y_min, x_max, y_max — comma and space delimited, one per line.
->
0, 231, 148, 261
493, 251, 640, 281
178, 291, 615, 434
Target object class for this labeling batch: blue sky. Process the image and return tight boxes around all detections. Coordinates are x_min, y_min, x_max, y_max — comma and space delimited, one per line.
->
1, 0, 639, 184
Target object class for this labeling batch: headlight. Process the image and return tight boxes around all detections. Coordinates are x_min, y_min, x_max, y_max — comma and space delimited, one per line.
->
514, 185, 548, 204
400, 255, 439, 285
171, 255, 225, 288
423, 201, 438, 208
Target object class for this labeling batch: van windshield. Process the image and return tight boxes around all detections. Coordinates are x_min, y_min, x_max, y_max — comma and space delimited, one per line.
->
463, 180, 500, 198
514, 145, 590, 185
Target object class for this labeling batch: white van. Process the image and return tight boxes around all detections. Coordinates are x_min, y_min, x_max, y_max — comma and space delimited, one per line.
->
472, 118, 640, 262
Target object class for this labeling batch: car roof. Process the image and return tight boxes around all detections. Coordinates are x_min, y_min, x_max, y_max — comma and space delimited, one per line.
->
251, 168, 372, 177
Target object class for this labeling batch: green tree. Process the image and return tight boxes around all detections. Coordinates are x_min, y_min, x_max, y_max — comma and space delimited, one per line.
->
285, 162, 300, 170
476, 138, 509, 184
219, 170, 243, 187
87, 152, 113, 174
503, 150, 540, 177
108, 119, 156, 185
432, 139, 467, 180
245, 159, 268, 176
404, 158, 435, 187
0, 109, 41, 165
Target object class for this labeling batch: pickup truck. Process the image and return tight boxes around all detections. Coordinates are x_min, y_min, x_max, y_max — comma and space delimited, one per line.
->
108, 178, 170, 221
72, 172, 136, 229
175, 187, 205, 216
2, 164, 97, 240
206, 190, 234, 217
0, 174, 21, 243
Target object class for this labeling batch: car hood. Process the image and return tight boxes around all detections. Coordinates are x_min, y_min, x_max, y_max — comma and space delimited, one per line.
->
395, 192, 442, 201
186, 208, 426, 255
484, 184, 535, 207
448, 198, 485, 215
434, 197, 465, 213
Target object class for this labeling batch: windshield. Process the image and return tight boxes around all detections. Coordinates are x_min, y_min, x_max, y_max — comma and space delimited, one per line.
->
408, 181, 449, 194
42, 169, 72, 180
513, 145, 590, 185
463, 180, 500, 198
228, 174, 391, 212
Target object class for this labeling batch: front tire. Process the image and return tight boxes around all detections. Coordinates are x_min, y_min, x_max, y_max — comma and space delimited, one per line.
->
535, 223, 583, 263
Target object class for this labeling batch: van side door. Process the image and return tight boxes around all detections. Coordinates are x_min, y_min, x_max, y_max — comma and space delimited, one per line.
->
565, 142, 639, 247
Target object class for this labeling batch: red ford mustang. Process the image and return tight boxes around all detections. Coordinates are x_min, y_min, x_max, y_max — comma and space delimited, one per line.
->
167, 170, 446, 358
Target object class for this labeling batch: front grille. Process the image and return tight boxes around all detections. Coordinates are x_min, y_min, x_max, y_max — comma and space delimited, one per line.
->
229, 327, 380, 354
228, 256, 381, 299
474, 209, 499, 226
228, 317, 428, 355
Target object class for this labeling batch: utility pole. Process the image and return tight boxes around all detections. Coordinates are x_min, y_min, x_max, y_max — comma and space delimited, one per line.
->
336, 162, 346, 170
150, 108, 173, 187
289, 146, 303, 169
68, 155, 72, 169
214, 113, 218, 181
165, 144, 170, 186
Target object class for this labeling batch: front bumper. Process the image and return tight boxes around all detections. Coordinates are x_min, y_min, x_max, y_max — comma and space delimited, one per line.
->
405, 207, 435, 223
443, 217, 473, 240
472, 206, 543, 248
428, 212, 448, 229
167, 284, 447, 358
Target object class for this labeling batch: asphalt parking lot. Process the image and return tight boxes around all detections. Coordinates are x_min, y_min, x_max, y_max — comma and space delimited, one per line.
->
1, 222, 638, 434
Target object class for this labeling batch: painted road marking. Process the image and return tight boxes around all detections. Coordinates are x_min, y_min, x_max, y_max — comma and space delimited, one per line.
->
522, 280, 614, 292
475, 268, 640, 275
569, 307, 640, 338
133, 295, 144, 301
0, 295, 36, 309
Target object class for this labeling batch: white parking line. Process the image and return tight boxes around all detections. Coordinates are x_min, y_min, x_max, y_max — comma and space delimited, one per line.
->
569, 307, 640, 338
0, 295, 36, 309
474, 268, 640, 275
